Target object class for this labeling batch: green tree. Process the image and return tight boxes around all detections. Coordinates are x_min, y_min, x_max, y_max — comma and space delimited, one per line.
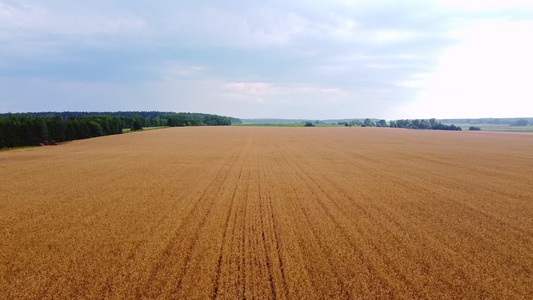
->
78, 121, 91, 139
144, 117, 152, 127
419, 119, 431, 129
363, 118, 375, 127
32, 117, 48, 144
0, 116, 5, 148
47, 116, 65, 142
376, 119, 387, 127
304, 122, 315, 127
396, 119, 411, 128
88, 121, 103, 137
65, 119, 77, 141
154, 116, 162, 126
512, 119, 529, 126
131, 120, 143, 131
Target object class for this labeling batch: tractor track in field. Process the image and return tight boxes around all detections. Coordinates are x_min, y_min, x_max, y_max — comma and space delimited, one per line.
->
212, 143, 248, 299
257, 156, 278, 300
1, 127, 532, 299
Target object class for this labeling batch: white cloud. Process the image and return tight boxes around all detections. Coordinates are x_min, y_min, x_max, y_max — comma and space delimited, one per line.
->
327, 16, 359, 42
434, 0, 533, 10
372, 29, 422, 44
1, 1, 532, 119
0, 2, 145, 36
223, 82, 273, 103
397, 18, 533, 118
161, 5, 308, 48
225, 82, 272, 93
0, 1, 147, 65
155, 61, 207, 80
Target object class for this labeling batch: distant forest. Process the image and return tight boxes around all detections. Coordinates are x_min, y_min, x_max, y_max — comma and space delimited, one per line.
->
0, 111, 239, 149
337, 118, 463, 131
438, 117, 533, 125
244, 117, 532, 126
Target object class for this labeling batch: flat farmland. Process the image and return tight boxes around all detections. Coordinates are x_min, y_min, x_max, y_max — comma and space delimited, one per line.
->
1, 127, 532, 299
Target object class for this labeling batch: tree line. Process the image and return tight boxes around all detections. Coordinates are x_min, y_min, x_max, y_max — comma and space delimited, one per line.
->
1, 111, 238, 127
338, 119, 390, 127
390, 118, 462, 130
0, 111, 237, 149
162, 113, 233, 127
0, 115, 125, 149
339, 118, 462, 131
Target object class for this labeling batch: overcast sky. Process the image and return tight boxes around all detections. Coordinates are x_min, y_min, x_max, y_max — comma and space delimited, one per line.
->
1, 0, 532, 119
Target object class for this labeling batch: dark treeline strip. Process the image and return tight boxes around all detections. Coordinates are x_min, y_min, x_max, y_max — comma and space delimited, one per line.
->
1, 111, 174, 120
390, 118, 462, 131
339, 118, 462, 131
338, 118, 388, 127
0, 112, 237, 149
0, 115, 124, 149
162, 113, 233, 127
1, 111, 241, 125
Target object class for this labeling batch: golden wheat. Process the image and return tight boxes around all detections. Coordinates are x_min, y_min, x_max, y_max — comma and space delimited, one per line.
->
1, 127, 532, 299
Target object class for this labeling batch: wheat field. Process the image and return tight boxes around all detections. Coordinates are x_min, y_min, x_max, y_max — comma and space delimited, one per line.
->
1, 127, 532, 299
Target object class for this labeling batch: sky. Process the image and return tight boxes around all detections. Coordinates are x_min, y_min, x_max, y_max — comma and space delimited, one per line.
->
1, 0, 532, 120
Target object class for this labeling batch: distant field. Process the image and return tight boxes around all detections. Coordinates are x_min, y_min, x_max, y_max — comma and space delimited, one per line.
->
122, 126, 167, 133
445, 123, 533, 132
234, 123, 341, 127
1, 127, 532, 299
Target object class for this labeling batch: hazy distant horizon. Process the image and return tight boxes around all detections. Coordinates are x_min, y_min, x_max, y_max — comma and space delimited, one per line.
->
3, 110, 531, 123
